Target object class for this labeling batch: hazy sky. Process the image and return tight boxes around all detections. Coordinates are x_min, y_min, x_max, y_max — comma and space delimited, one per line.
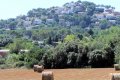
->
0, 0, 119, 19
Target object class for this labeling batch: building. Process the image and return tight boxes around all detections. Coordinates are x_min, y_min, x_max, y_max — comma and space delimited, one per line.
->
94, 14, 106, 20
0, 50, 10, 57
33, 18, 42, 25
19, 49, 29, 54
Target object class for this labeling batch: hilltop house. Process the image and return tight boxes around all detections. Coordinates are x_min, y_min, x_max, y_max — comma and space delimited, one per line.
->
33, 18, 42, 25
94, 14, 106, 20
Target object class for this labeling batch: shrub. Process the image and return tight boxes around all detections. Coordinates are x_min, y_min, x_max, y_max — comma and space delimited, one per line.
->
0, 58, 5, 64
13, 61, 24, 68
0, 64, 12, 69
5, 54, 19, 65
25, 59, 39, 68
88, 49, 106, 67
67, 52, 77, 68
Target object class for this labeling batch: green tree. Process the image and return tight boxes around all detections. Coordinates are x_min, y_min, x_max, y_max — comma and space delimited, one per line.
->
64, 34, 76, 42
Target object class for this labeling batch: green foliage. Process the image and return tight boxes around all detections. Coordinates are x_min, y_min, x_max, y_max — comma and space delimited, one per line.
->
13, 61, 24, 68
27, 46, 45, 61
99, 20, 110, 29
8, 39, 33, 54
0, 58, 5, 64
6, 54, 19, 64
67, 52, 77, 67
64, 34, 76, 42
25, 59, 39, 68
5, 54, 19, 68
115, 42, 120, 63
88, 49, 106, 67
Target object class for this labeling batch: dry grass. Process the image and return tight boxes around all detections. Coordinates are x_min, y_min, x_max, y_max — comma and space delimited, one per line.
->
0, 68, 120, 80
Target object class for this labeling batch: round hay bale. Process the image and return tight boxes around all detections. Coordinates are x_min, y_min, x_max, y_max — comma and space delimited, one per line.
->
33, 65, 39, 72
110, 73, 120, 80
37, 65, 44, 73
42, 71, 54, 80
114, 64, 120, 71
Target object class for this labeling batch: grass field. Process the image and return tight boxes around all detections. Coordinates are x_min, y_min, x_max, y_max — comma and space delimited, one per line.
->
0, 68, 119, 80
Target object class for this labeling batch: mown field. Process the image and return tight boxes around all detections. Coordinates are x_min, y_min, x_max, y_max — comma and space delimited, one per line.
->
0, 68, 119, 80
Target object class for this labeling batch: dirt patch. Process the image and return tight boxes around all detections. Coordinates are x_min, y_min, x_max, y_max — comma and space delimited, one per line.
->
0, 68, 119, 80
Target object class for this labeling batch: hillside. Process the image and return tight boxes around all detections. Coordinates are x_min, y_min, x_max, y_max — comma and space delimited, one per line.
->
0, 0, 120, 69
0, 0, 120, 30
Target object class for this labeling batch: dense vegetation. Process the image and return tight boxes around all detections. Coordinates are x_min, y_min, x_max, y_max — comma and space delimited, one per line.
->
0, 26, 120, 69
0, 1, 120, 69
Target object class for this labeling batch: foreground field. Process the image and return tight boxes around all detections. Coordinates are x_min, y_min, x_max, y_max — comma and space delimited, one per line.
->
0, 68, 119, 80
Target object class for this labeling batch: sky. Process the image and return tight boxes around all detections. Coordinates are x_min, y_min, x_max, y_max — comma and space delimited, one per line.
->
0, 0, 119, 19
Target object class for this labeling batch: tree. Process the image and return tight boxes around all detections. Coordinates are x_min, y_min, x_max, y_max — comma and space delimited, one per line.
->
77, 34, 83, 40
82, 1, 95, 16
116, 17, 120, 25
47, 36, 52, 45
88, 29, 94, 36
64, 34, 76, 42
9, 22, 17, 30
88, 50, 107, 67
67, 52, 77, 67
99, 20, 110, 29
8, 39, 34, 54
53, 45, 68, 68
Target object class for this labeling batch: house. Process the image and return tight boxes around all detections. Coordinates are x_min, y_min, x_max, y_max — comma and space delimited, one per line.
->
5, 28, 10, 31
78, 12, 85, 15
55, 8, 64, 14
65, 21, 73, 27
109, 20, 116, 25
52, 42, 61, 46
25, 17, 31, 21
33, 18, 42, 25
23, 21, 32, 27
32, 41, 44, 45
0, 49, 10, 57
19, 49, 29, 54
95, 7, 104, 13
74, 5, 85, 13
46, 19, 55, 24
106, 14, 116, 20
104, 9, 114, 14
59, 19, 66, 26
113, 12, 120, 17
94, 14, 106, 20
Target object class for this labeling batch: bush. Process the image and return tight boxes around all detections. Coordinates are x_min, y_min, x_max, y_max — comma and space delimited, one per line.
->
5, 54, 19, 65
115, 43, 120, 64
0, 58, 5, 64
52, 44, 68, 68
67, 52, 77, 68
0, 64, 12, 69
25, 59, 39, 68
88, 50, 107, 67
13, 61, 24, 68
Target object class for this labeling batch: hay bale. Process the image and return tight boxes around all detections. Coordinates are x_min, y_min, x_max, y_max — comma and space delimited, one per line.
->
37, 65, 44, 73
33, 65, 39, 72
42, 71, 54, 80
110, 73, 120, 80
114, 64, 120, 70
